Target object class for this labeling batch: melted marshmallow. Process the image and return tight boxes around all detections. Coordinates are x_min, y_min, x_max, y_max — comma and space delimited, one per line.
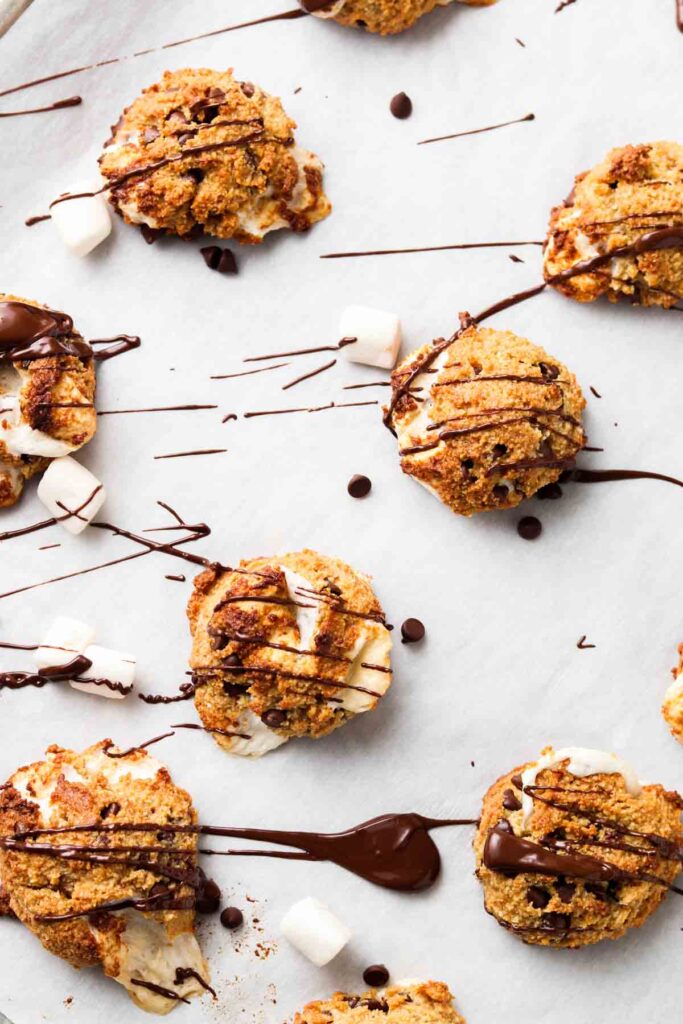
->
520, 746, 642, 825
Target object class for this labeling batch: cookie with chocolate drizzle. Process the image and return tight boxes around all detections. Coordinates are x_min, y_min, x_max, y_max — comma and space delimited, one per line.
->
301, 0, 495, 36
544, 141, 683, 307
0, 294, 96, 508
386, 324, 586, 516
474, 746, 683, 947
293, 980, 465, 1024
99, 68, 331, 243
187, 549, 393, 756
0, 741, 210, 1014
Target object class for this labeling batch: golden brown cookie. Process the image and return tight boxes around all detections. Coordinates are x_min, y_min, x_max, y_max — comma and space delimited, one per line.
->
187, 549, 392, 756
293, 980, 465, 1024
0, 741, 209, 1014
544, 142, 683, 307
99, 68, 331, 242
304, 0, 495, 36
0, 294, 97, 508
474, 746, 683, 948
385, 324, 585, 516
662, 644, 683, 743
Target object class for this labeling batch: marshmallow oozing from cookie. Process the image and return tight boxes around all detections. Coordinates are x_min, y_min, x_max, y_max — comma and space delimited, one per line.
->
99, 68, 331, 243
0, 742, 209, 1014
187, 549, 392, 756
386, 324, 586, 516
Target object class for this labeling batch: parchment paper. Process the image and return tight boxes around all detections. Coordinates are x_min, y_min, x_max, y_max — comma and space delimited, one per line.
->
0, 1, 681, 1022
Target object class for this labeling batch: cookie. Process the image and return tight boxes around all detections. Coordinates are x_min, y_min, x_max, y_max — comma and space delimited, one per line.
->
544, 142, 683, 307
99, 68, 331, 243
293, 980, 465, 1024
0, 741, 209, 1014
303, 0, 495, 36
662, 644, 683, 743
385, 324, 586, 516
187, 549, 393, 756
0, 295, 97, 508
474, 746, 683, 948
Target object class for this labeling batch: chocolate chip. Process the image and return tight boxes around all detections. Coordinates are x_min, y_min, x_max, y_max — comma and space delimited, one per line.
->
240, 81, 255, 97
140, 224, 161, 245
363, 1000, 389, 1013
165, 108, 188, 123
220, 906, 244, 930
390, 92, 413, 119
200, 245, 238, 274
554, 880, 576, 903
142, 126, 160, 144
502, 789, 522, 811
186, 167, 204, 183
493, 443, 508, 456
536, 482, 562, 500
225, 653, 243, 667
540, 911, 571, 931
517, 516, 542, 541
223, 681, 245, 698
400, 618, 425, 644
261, 709, 286, 728
363, 965, 390, 987
526, 886, 551, 909
492, 484, 509, 499
99, 801, 121, 819
511, 774, 523, 790
539, 362, 559, 380
195, 872, 221, 915
348, 474, 372, 498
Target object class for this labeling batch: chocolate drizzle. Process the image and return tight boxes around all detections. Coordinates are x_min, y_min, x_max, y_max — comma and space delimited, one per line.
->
484, 820, 622, 883
90, 335, 141, 362
570, 467, 683, 489
547, 225, 683, 284
418, 113, 535, 146
321, 241, 543, 260
0, 95, 81, 118
0, 301, 90, 363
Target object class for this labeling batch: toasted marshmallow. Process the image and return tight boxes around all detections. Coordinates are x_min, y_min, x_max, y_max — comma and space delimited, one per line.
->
339, 305, 402, 369
662, 672, 683, 743
224, 710, 289, 758
280, 897, 351, 966
520, 746, 641, 825
36, 455, 106, 534
34, 615, 96, 670
50, 187, 112, 257
69, 643, 135, 698
279, 564, 321, 649
0, 395, 76, 458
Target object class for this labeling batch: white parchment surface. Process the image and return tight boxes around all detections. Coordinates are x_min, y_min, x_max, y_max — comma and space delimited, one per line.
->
0, 1, 681, 1022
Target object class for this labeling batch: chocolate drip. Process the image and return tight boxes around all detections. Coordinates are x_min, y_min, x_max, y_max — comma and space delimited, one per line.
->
193, 664, 383, 700
0, 95, 81, 118
131, 980, 190, 1005
0, 641, 38, 651
282, 358, 336, 390
210, 362, 288, 380
570, 467, 683, 489
244, 338, 355, 363
25, 215, 51, 226
104, 732, 176, 758
14, 814, 477, 892
98, 404, 216, 416
548, 226, 683, 284
0, 300, 91, 363
244, 399, 377, 419
37, 890, 196, 922
0, 10, 307, 101
90, 335, 141, 362
174, 967, 216, 998
418, 113, 535, 146
484, 821, 622, 882
321, 241, 543, 260
39, 654, 92, 680
154, 448, 227, 460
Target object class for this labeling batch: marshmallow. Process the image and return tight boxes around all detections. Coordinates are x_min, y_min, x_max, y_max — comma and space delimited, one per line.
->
520, 747, 641, 825
36, 456, 106, 534
225, 710, 289, 757
69, 644, 135, 698
50, 188, 112, 257
34, 615, 96, 670
339, 305, 402, 369
279, 564, 320, 649
308, 0, 347, 18
280, 897, 351, 966
0, 395, 76, 458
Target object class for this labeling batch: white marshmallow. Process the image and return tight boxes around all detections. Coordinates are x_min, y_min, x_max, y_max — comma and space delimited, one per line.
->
0, 395, 76, 458
34, 615, 96, 670
224, 710, 289, 758
50, 188, 112, 257
69, 643, 135, 698
339, 305, 402, 369
37, 456, 106, 534
280, 897, 351, 966
279, 564, 320, 650
520, 747, 641, 825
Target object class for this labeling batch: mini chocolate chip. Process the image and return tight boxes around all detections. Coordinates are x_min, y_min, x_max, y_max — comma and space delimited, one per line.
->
493, 443, 508, 456
539, 362, 559, 380
554, 880, 576, 903
363, 1000, 389, 1013
220, 906, 244, 930
241, 81, 255, 97
526, 886, 551, 909
502, 789, 522, 811
517, 516, 542, 541
511, 774, 523, 790
363, 965, 390, 987
492, 484, 509, 499
348, 474, 372, 498
200, 245, 221, 269
536, 482, 563, 500
400, 618, 425, 644
210, 632, 229, 651
390, 92, 413, 119
223, 681, 245, 698
608, 181, 618, 189
261, 709, 286, 728
186, 167, 204, 183
225, 653, 243, 667
142, 126, 160, 144
140, 224, 161, 245
200, 245, 238, 274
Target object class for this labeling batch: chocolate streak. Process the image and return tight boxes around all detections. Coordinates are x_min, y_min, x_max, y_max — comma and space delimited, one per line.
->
0, 95, 81, 118
418, 112, 535, 146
